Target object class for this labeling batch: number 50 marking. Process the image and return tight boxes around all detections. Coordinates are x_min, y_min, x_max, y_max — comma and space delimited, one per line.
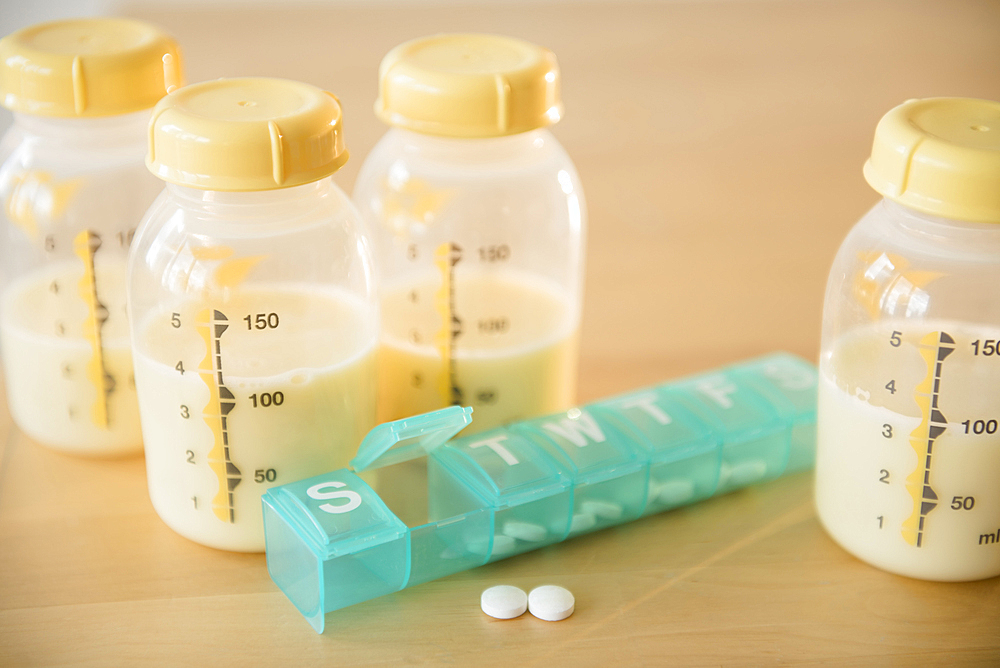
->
307, 481, 362, 515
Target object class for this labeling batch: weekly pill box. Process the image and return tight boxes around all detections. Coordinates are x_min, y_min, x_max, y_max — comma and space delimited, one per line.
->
262, 352, 817, 632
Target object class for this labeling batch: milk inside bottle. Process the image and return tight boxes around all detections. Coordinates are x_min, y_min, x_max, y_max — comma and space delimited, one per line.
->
0, 18, 182, 455
815, 97, 1000, 581
354, 34, 586, 435
130, 77, 378, 552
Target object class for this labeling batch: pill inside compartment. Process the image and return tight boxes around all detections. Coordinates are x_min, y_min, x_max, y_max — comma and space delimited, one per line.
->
589, 392, 721, 517
429, 427, 573, 561
666, 370, 797, 495
379, 406, 653, 571
262, 354, 819, 633
509, 409, 648, 536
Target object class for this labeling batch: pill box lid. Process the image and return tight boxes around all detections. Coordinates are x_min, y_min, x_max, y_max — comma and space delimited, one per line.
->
432, 430, 572, 508
589, 393, 719, 465
728, 353, 817, 419
351, 406, 474, 472
512, 408, 648, 485
263, 470, 407, 560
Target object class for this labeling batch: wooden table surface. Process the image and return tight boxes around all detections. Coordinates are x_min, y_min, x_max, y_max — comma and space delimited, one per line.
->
2, 1, 1000, 665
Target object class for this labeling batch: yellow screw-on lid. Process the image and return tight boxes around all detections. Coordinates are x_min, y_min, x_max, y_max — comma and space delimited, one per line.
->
375, 33, 562, 138
864, 97, 1000, 224
147, 78, 349, 192
0, 18, 182, 118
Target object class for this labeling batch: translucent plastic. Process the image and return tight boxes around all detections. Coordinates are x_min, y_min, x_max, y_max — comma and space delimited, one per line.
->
128, 178, 378, 552
0, 111, 160, 456
262, 352, 817, 632
816, 199, 1000, 581
353, 128, 586, 433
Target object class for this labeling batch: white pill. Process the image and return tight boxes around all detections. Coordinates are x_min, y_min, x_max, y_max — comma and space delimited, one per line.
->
581, 499, 623, 520
481, 585, 527, 620
569, 511, 597, 534
439, 545, 464, 560
468, 534, 517, 557
491, 534, 518, 557
720, 460, 767, 487
528, 585, 575, 621
646, 480, 661, 504
657, 479, 696, 506
502, 520, 548, 542
468, 539, 489, 556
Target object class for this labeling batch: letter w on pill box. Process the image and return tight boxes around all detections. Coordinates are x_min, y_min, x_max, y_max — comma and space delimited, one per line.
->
262, 352, 818, 633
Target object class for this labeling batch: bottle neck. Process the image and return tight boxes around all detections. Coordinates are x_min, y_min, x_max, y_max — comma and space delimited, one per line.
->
12, 109, 151, 147
391, 126, 556, 164
880, 199, 1000, 259
165, 177, 334, 215
885, 198, 1000, 238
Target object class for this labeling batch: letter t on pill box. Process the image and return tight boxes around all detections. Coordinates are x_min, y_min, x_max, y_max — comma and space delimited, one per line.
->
263, 353, 818, 633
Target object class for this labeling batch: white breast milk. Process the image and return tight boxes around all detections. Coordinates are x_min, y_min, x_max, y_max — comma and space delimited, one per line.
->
134, 286, 376, 552
1, 260, 140, 455
815, 323, 1000, 581
379, 271, 578, 433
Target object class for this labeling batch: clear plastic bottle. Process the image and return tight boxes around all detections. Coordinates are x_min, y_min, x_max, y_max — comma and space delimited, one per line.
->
130, 78, 378, 552
816, 97, 1000, 581
0, 18, 182, 456
354, 34, 586, 435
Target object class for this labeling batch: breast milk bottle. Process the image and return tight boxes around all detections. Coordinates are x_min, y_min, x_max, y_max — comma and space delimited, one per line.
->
816, 98, 1000, 581
130, 78, 378, 552
354, 34, 586, 435
0, 18, 182, 456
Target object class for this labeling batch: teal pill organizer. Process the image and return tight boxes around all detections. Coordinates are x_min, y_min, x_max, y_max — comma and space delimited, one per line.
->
262, 352, 817, 632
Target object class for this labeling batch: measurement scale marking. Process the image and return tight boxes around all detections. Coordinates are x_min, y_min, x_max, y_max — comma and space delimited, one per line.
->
903, 331, 954, 547
197, 309, 241, 523
434, 242, 463, 405
73, 230, 114, 428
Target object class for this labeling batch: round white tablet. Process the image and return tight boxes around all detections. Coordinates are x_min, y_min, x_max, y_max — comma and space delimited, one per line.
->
528, 585, 575, 621
657, 479, 696, 506
581, 499, 623, 520
502, 520, 547, 542
490, 534, 518, 557
569, 511, 597, 534
720, 459, 767, 487
481, 585, 528, 620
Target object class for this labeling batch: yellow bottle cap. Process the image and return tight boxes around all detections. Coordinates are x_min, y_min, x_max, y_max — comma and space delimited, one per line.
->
0, 18, 182, 118
375, 33, 562, 138
147, 77, 349, 192
864, 97, 1000, 224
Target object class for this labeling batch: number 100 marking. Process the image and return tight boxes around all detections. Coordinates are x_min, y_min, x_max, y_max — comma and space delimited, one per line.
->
250, 392, 284, 408
962, 419, 998, 434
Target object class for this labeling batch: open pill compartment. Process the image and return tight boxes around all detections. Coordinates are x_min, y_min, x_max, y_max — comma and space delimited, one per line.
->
262, 352, 817, 632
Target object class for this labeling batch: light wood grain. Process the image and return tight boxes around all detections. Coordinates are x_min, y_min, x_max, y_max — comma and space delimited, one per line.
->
2, 1, 999, 665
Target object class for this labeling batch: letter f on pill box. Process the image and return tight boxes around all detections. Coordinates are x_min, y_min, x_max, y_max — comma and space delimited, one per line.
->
263, 353, 818, 633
